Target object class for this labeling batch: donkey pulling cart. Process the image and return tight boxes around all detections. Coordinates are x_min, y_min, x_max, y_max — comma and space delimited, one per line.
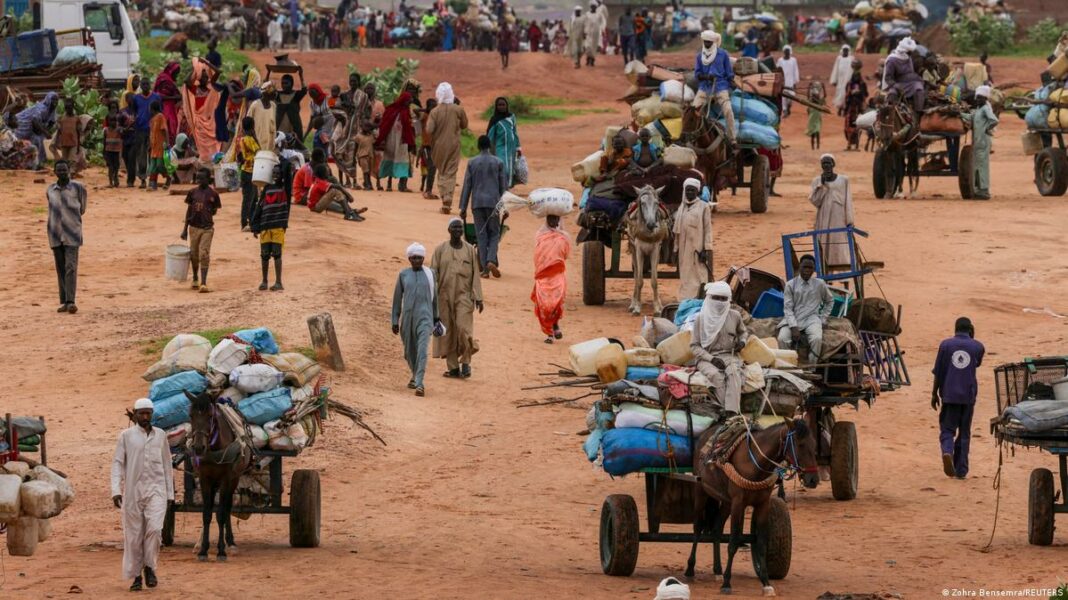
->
990, 357, 1068, 545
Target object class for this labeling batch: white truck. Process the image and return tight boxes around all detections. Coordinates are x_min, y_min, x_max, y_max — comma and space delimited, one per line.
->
35, 0, 139, 85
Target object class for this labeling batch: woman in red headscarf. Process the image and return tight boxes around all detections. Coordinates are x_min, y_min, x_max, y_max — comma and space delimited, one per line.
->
154, 62, 182, 145
375, 91, 415, 192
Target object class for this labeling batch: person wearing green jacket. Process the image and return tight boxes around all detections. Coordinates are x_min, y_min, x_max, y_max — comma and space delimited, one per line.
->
964, 85, 998, 200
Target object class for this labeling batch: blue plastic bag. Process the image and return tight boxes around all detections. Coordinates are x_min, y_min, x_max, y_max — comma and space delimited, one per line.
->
233, 327, 279, 355
151, 392, 192, 429
1026, 104, 1050, 130
625, 366, 661, 381
673, 298, 704, 328
602, 428, 694, 476
238, 388, 293, 426
149, 371, 207, 401
737, 121, 781, 149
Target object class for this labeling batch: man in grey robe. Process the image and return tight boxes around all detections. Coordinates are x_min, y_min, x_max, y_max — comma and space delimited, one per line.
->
392, 242, 441, 396
690, 281, 749, 414
777, 254, 834, 364
567, 7, 586, 68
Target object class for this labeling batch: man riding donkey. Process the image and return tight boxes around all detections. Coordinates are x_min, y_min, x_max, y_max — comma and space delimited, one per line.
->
690, 29, 736, 154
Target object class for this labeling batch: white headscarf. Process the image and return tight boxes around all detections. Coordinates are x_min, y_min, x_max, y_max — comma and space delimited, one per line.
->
447, 216, 463, 227
682, 178, 702, 204
840, 44, 851, 56
133, 398, 153, 411
975, 85, 991, 98
820, 153, 835, 165
699, 281, 732, 346
406, 242, 426, 258
435, 82, 455, 105
700, 30, 719, 66
893, 36, 916, 60
405, 242, 435, 302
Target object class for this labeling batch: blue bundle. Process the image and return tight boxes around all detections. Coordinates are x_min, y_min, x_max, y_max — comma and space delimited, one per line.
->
601, 428, 694, 476
238, 388, 293, 426
737, 121, 781, 149
149, 371, 207, 401
625, 366, 661, 381
151, 393, 192, 430
233, 327, 279, 355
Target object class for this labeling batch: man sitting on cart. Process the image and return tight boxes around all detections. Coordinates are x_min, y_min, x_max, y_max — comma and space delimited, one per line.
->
691, 29, 736, 149
777, 254, 834, 365
584, 134, 633, 223
690, 281, 749, 415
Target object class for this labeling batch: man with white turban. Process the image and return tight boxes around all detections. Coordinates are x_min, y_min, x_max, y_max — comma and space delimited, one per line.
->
810, 153, 854, 271
692, 30, 736, 144
689, 281, 749, 414
566, 6, 586, 68
583, 1, 604, 66
882, 36, 925, 117
777, 45, 800, 116
777, 254, 834, 364
426, 82, 469, 212
111, 398, 174, 591
672, 178, 713, 300
431, 218, 484, 379
392, 242, 442, 396
963, 85, 998, 200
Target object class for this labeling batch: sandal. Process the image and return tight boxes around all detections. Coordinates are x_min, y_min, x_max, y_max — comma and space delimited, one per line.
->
461, 365, 471, 378
130, 577, 143, 592
544, 336, 554, 344
258, 282, 268, 291
443, 369, 461, 378
414, 386, 425, 397
407, 380, 416, 389
488, 263, 501, 278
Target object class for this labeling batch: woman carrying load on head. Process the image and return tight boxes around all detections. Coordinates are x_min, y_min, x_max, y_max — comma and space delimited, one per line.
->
689, 281, 749, 415
843, 59, 868, 150
532, 215, 571, 344
486, 96, 520, 189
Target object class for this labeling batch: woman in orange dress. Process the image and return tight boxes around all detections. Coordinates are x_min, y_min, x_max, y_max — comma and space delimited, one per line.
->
531, 215, 571, 343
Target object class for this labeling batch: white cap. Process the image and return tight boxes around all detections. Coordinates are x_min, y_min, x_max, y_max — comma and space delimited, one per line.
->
406, 242, 426, 258
683, 177, 702, 190
820, 153, 835, 164
133, 398, 154, 411
975, 85, 991, 98
448, 216, 463, 227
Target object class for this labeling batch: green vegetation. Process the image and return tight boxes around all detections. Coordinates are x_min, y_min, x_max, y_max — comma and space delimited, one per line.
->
1051, 585, 1068, 600
136, 37, 249, 80
947, 15, 1016, 55
481, 94, 608, 126
460, 129, 478, 158
1026, 18, 1063, 49
62, 76, 107, 163
141, 327, 246, 356
291, 346, 318, 361
6, 9, 33, 33
347, 57, 419, 104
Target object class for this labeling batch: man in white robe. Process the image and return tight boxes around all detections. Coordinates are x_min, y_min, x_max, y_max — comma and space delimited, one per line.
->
111, 398, 174, 591
672, 178, 713, 300
583, 1, 603, 65
567, 7, 586, 68
810, 154, 854, 272
829, 45, 854, 114
777, 45, 800, 116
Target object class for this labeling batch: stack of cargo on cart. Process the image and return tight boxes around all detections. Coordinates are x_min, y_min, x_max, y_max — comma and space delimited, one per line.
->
1011, 43, 1068, 197
2, 414, 74, 557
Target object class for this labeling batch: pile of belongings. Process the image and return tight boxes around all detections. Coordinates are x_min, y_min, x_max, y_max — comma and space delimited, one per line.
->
948, 0, 1014, 24
1001, 400, 1068, 433
1018, 40, 1068, 138
0, 417, 44, 454
2, 456, 75, 557
141, 328, 327, 500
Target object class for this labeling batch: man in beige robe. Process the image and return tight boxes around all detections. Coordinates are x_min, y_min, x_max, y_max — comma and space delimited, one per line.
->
672, 178, 713, 301
111, 398, 174, 592
432, 218, 484, 378
426, 82, 469, 213
246, 82, 277, 152
567, 7, 586, 68
810, 154, 854, 273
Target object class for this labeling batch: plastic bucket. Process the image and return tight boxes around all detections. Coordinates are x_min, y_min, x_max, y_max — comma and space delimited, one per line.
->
252, 151, 279, 187
214, 161, 240, 191
165, 243, 191, 282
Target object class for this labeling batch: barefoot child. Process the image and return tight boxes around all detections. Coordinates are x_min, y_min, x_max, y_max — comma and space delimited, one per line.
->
805, 82, 825, 151
147, 101, 171, 191
103, 114, 123, 187
355, 121, 377, 191
250, 164, 289, 291
180, 167, 221, 292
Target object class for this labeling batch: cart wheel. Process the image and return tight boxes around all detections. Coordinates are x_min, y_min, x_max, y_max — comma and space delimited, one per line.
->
765, 497, 792, 580
599, 494, 639, 576
1028, 468, 1055, 546
750, 154, 769, 214
830, 421, 859, 501
582, 241, 606, 306
1035, 148, 1068, 197
162, 503, 175, 547
289, 469, 321, 548
958, 145, 974, 199
660, 303, 679, 323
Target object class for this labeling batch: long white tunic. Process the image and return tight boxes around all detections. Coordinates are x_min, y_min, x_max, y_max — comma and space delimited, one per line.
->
672, 199, 713, 301
111, 425, 174, 580
809, 174, 854, 269
777, 56, 800, 89
829, 52, 854, 109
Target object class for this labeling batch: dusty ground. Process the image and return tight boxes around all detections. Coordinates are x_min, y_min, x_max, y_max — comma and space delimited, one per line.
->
2, 49, 1068, 599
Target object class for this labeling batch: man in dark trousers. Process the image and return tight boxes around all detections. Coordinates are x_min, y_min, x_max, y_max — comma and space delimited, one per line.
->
458, 135, 507, 279
931, 317, 985, 479
46, 160, 87, 314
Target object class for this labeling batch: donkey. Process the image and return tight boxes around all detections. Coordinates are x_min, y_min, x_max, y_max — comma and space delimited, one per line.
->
625, 184, 670, 316
185, 390, 252, 562
687, 418, 820, 597
681, 106, 732, 202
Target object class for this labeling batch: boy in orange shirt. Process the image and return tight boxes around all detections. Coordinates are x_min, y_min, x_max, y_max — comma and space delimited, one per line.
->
147, 100, 171, 191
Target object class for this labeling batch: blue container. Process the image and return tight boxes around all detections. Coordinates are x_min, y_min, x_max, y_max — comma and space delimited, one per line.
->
602, 428, 694, 476
149, 371, 208, 401
625, 366, 661, 381
238, 388, 293, 425
151, 393, 192, 430
751, 289, 785, 319
233, 327, 279, 355
10, 29, 58, 71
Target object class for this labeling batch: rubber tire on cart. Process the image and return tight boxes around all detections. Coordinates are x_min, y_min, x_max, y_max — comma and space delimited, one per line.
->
1035, 147, 1068, 197
161, 503, 176, 547
958, 145, 974, 199
766, 496, 792, 580
599, 494, 640, 576
750, 154, 769, 214
582, 241, 606, 306
1028, 468, 1055, 546
289, 469, 321, 548
830, 421, 859, 501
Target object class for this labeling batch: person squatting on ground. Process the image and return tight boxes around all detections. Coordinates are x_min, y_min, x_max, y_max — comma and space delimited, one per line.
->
692, 30, 735, 146
111, 398, 174, 592
431, 218, 484, 379
251, 164, 291, 291
181, 167, 221, 293
392, 242, 443, 397
932, 317, 984, 479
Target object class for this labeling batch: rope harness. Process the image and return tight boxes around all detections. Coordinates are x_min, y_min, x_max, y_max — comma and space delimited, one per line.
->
704, 420, 814, 491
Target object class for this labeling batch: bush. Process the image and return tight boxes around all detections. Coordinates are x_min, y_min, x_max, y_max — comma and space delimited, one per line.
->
61, 76, 107, 163
347, 57, 419, 105
947, 14, 1016, 55
1026, 18, 1063, 49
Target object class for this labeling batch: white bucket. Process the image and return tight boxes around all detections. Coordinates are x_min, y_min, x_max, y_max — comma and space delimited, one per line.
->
165, 244, 191, 282
252, 150, 279, 188
214, 161, 240, 191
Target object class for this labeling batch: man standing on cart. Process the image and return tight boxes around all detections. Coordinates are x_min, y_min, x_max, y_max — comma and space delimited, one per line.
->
931, 317, 985, 479
691, 30, 735, 149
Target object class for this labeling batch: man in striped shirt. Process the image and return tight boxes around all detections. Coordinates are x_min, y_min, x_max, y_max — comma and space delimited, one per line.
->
46, 160, 87, 314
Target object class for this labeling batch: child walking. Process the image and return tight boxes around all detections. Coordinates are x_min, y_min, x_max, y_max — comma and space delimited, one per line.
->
103, 114, 123, 187
181, 167, 221, 293
147, 101, 171, 191
355, 121, 378, 191
250, 164, 290, 291
805, 83, 825, 151
239, 116, 260, 231
55, 97, 81, 166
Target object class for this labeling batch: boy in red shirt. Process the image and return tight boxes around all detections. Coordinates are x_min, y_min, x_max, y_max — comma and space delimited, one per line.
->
307, 163, 366, 221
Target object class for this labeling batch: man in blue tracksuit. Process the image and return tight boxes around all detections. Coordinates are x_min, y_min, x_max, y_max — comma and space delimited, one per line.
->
931, 317, 985, 479
692, 30, 735, 146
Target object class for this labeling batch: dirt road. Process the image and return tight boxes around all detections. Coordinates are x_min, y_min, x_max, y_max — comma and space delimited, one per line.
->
1, 49, 1066, 598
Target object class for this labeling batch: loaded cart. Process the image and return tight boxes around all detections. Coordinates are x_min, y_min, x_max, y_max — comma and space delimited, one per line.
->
989, 357, 1068, 545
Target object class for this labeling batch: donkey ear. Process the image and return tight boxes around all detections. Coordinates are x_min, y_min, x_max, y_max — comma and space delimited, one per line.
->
655, 186, 666, 196
632, 185, 642, 196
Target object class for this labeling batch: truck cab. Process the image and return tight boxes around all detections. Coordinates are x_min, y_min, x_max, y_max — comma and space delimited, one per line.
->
36, 0, 139, 85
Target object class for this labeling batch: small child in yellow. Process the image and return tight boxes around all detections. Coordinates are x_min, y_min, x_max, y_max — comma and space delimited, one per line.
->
239, 116, 260, 231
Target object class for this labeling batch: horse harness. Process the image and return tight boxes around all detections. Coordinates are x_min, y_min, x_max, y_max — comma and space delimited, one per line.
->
701, 418, 813, 491
188, 403, 253, 468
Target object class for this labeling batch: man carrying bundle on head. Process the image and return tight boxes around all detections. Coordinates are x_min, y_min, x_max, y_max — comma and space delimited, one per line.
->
691, 29, 735, 149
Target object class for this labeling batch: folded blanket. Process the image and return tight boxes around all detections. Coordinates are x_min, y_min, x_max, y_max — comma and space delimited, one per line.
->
1003, 400, 1068, 432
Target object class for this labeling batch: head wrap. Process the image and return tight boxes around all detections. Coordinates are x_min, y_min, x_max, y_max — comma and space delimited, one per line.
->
975, 85, 991, 98
261, 80, 276, 92
700, 30, 720, 66
820, 153, 835, 165
841, 44, 851, 54
654, 577, 691, 600
308, 83, 326, 103
406, 242, 426, 258
699, 281, 732, 347
700, 30, 717, 42
893, 36, 916, 59
133, 398, 154, 411
448, 216, 463, 227
783, 45, 792, 53
683, 177, 702, 191
435, 82, 455, 105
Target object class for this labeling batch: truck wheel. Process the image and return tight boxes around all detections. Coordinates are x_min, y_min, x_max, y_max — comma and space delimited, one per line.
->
750, 154, 769, 214
162, 503, 175, 547
582, 241, 606, 306
600, 494, 639, 576
765, 497, 792, 580
830, 421, 859, 501
1035, 148, 1068, 197
1028, 468, 1055, 546
958, 145, 974, 199
289, 469, 321, 548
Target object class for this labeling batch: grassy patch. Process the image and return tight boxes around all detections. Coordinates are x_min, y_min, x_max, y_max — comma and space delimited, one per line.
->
291, 346, 319, 361
460, 129, 479, 158
141, 327, 246, 356
137, 37, 250, 80
481, 95, 604, 125
32, 206, 46, 214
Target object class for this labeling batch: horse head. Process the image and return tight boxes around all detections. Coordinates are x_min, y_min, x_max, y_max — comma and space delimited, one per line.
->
185, 390, 216, 457
631, 184, 666, 233
782, 417, 820, 489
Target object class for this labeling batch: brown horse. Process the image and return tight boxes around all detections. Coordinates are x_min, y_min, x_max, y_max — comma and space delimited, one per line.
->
185, 390, 252, 562
686, 418, 820, 596
680, 107, 731, 201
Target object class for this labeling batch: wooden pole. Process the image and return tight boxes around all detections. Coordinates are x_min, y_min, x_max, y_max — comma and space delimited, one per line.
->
307, 313, 346, 371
